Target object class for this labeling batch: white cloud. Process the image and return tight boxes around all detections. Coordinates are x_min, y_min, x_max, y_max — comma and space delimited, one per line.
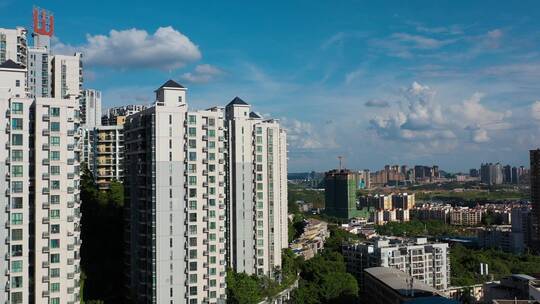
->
369, 33, 457, 58
345, 68, 364, 84
532, 101, 540, 120
282, 118, 338, 150
391, 33, 455, 49
55, 26, 201, 70
180, 64, 223, 83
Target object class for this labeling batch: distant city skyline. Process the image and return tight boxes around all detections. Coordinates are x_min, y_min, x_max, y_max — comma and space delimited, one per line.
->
2, 1, 540, 171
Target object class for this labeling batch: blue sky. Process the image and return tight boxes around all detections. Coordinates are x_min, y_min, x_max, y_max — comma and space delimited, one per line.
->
3, 0, 540, 172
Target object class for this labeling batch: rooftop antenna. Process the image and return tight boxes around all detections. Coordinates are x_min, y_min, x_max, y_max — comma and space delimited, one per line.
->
338, 156, 344, 170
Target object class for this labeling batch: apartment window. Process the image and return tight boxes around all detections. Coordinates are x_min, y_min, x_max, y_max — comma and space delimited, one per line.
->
189, 287, 197, 296
189, 201, 197, 210
210, 279, 216, 287
50, 239, 60, 249
12, 181, 23, 193
11, 245, 22, 257
210, 267, 216, 275
11, 102, 23, 114
189, 213, 197, 222
11, 197, 22, 209
11, 276, 22, 288
11, 134, 22, 146
11, 260, 22, 273
189, 261, 197, 271
257, 146, 263, 153
189, 176, 197, 186
209, 165, 215, 172
50, 254, 60, 263
208, 153, 215, 161
189, 225, 197, 235
11, 118, 23, 130
50, 122, 60, 132
188, 152, 196, 161
188, 139, 196, 149
50, 136, 60, 146
50, 268, 60, 278
188, 115, 196, 124
209, 176, 215, 184
12, 165, 23, 177
50, 166, 60, 175
256, 127, 262, 134
189, 250, 197, 259
50, 282, 60, 293
209, 199, 216, 206
51, 225, 60, 234
50, 210, 60, 219
11, 150, 23, 161
209, 187, 215, 195
256, 174, 263, 181
256, 155, 263, 162
188, 164, 196, 173
189, 237, 197, 247
15, 80, 20, 87
210, 291, 217, 299
188, 127, 196, 137
208, 129, 216, 138
209, 245, 216, 253
256, 136, 263, 144
209, 233, 216, 241
50, 151, 60, 161
50, 298, 60, 304
209, 210, 216, 218
208, 141, 215, 149
51, 180, 60, 190
50, 107, 60, 117
209, 222, 216, 230
50, 195, 60, 204
189, 274, 197, 284
11, 229, 22, 241
189, 189, 196, 198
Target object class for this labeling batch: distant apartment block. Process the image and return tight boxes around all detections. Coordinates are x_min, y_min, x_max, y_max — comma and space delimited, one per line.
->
290, 219, 329, 260
342, 237, 450, 290
84, 125, 124, 190
449, 207, 483, 226
80, 89, 102, 128
324, 169, 359, 219
101, 104, 147, 126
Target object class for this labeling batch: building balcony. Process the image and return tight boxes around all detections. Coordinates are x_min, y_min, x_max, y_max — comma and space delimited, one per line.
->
42, 114, 50, 121
42, 173, 49, 179
42, 246, 49, 253
42, 232, 49, 238
42, 144, 49, 150
42, 276, 49, 283
42, 129, 50, 136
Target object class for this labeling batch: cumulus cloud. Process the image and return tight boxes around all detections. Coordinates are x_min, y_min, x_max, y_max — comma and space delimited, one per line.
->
365, 99, 390, 108
180, 64, 223, 83
54, 26, 201, 70
369, 82, 511, 145
282, 118, 337, 150
532, 101, 540, 120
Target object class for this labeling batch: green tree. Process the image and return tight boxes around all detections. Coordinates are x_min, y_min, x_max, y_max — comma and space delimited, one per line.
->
226, 270, 263, 304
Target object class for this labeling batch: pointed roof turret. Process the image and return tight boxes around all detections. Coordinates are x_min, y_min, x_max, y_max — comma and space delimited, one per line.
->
227, 96, 249, 106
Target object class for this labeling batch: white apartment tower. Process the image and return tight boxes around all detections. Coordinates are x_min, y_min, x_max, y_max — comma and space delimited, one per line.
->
0, 27, 28, 66
0, 10, 82, 303
124, 80, 227, 304
225, 97, 288, 276
80, 89, 102, 128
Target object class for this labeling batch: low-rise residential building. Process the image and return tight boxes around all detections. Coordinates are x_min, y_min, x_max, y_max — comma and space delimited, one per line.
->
290, 219, 329, 260
342, 237, 451, 290
449, 207, 483, 226
363, 267, 457, 304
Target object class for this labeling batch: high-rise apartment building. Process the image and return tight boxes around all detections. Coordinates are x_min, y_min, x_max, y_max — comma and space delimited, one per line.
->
124, 80, 227, 304
0, 9, 83, 304
0, 54, 82, 304
342, 237, 450, 290
325, 169, 359, 219
225, 97, 288, 276
0, 27, 28, 66
101, 104, 148, 126
530, 149, 540, 251
80, 89, 102, 128
84, 125, 124, 190
480, 163, 504, 185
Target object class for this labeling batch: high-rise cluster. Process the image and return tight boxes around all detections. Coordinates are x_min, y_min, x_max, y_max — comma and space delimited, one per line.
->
122, 81, 288, 303
0, 8, 83, 304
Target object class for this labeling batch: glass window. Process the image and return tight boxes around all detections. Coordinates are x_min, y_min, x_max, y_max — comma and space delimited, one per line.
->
11, 181, 23, 193
189, 176, 197, 186
188, 115, 196, 124
11, 260, 22, 273
50, 122, 60, 132
12, 165, 23, 177
189, 152, 196, 161
50, 239, 60, 249
189, 213, 197, 222
50, 195, 60, 204
11, 276, 22, 288
11, 118, 23, 130
50, 166, 60, 175
11, 102, 23, 114
51, 225, 60, 234
208, 141, 215, 149
50, 298, 60, 304
11, 229, 22, 241
189, 201, 197, 210
11, 134, 22, 146
50, 151, 60, 161
11, 245, 22, 257
210, 222, 216, 230
209, 199, 216, 206
11, 150, 23, 161
11, 197, 22, 209
188, 127, 196, 137
208, 130, 216, 138
50, 136, 60, 146
51, 181, 60, 190
50, 107, 60, 117
50, 210, 60, 219
188, 139, 196, 149
188, 164, 196, 173
50, 254, 60, 263
189, 250, 197, 259
50, 268, 60, 278
209, 153, 215, 161
11, 292, 23, 304
189, 261, 197, 271
50, 282, 60, 292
